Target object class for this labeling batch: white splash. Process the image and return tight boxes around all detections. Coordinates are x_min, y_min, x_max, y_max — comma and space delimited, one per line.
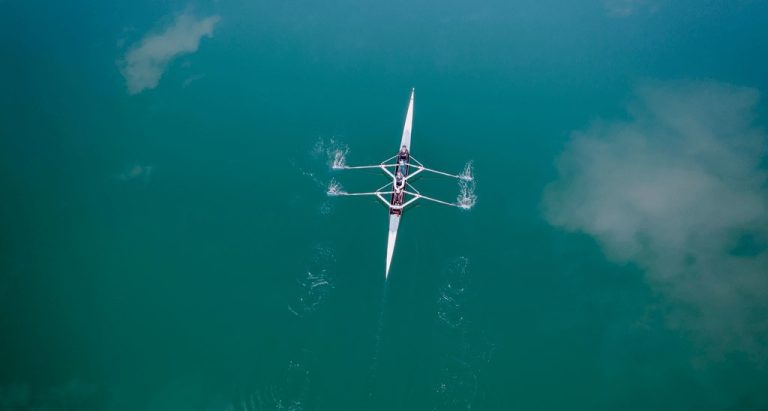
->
331, 147, 348, 169
459, 160, 474, 182
296, 138, 351, 215
456, 161, 476, 210
312, 137, 349, 169
326, 178, 346, 196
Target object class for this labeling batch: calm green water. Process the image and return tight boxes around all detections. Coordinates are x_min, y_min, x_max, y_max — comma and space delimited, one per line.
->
2, 0, 768, 410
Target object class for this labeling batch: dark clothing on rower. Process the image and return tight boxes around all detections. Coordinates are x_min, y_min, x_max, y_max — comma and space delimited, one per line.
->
397, 146, 409, 162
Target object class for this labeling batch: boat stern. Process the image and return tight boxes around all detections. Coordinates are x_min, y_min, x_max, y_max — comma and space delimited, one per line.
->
385, 214, 400, 278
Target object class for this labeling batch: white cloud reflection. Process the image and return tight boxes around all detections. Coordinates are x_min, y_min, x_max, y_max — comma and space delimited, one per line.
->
119, 12, 220, 95
544, 80, 768, 362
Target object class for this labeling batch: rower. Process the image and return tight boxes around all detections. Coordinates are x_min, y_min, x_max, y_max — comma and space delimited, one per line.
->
394, 171, 405, 191
397, 145, 409, 161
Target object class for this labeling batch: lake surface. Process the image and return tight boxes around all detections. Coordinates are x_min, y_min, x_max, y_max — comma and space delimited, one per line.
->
1, 1, 768, 410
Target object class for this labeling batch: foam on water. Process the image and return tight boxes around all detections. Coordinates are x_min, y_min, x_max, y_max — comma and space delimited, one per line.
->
298, 168, 325, 190
430, 257, 494, 410
288, 245, 336, 318
326, 178, 346, 196
312, 137, 349, 169
456, 161, 477, 210
436, 257, 470, 329
459, 160, 474, 182
252, 244, 334, 410
235, 359, 309, 411
331, 147, 348, 169
318, 201, 332, 215
293, 138, 351, 218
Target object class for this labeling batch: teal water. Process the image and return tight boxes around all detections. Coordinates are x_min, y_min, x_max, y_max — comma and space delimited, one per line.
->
2, 0, 768, 410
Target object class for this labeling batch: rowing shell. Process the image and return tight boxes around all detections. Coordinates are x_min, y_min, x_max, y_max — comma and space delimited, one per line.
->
329, 89, 471, 279
385, 88, 414, 278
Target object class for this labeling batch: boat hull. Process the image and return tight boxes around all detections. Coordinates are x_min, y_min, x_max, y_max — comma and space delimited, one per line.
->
384, 89, 414, 278
385, 214, 400, 278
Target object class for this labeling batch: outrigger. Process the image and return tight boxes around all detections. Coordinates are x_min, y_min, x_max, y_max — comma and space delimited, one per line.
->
329, 89, 473, 278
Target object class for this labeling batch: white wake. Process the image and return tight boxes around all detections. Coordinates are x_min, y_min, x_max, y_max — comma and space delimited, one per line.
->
431, 256, 494, 410
288, 245, 336, 319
